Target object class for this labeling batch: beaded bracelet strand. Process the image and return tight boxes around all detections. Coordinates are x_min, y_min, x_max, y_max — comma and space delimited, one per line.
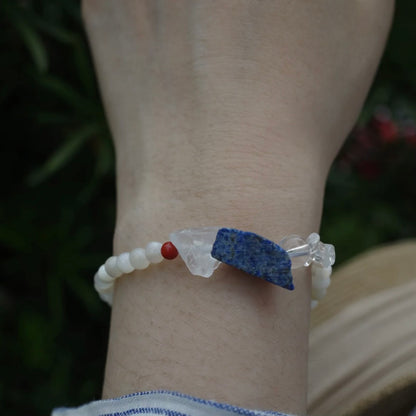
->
94, 227, 335, 309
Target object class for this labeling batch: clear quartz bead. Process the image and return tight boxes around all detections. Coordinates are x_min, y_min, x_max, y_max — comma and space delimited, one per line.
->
170, 227, 221, 278
312, 242, 336, 268
312, 241, 325, 267
307, 233, 320, 252
279, 235, 311, 269
326, 244, 336, 266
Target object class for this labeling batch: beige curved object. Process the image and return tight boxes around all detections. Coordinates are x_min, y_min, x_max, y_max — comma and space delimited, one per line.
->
308, 240, 416, 416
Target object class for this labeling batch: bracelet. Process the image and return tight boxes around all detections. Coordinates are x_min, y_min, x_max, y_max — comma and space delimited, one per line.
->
94, 227, 335, 309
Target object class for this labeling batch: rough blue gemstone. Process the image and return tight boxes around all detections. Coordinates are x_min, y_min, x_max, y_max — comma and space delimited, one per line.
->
211, 228, 294, 290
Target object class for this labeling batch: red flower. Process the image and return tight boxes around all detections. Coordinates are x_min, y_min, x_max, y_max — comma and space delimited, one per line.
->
371, 107, 399, 143
372, 118, 399, 143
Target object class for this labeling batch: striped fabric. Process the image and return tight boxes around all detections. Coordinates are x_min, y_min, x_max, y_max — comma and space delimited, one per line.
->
51, 390, 295, 416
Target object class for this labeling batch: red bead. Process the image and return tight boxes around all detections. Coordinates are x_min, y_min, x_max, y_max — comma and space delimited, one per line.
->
161, 241, 179, 260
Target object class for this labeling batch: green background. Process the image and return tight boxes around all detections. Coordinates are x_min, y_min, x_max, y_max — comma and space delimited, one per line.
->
1, 1, 415, 414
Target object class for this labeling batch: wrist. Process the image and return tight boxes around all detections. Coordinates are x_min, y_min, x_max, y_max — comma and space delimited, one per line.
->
114, 167, 326, 256
114, 129, 328, 253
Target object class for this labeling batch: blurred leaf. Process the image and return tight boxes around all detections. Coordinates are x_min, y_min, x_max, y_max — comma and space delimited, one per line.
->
13, 17, 48, 73
37, 75, 94, 113
35, 111, 74, 125
31, 17, 77, 44
27, 123, 101, 185
65, 273, 101, 316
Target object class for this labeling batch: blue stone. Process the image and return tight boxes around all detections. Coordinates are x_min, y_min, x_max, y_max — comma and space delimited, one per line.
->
211, 228, 294, 290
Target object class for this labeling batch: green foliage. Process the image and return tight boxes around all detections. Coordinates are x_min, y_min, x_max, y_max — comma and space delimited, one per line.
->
0, 0, 415, 415
322, 146, 416, 264
0, 0, 113, 414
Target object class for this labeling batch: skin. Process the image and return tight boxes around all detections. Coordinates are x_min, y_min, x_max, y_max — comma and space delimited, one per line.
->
82, 1, 394, 414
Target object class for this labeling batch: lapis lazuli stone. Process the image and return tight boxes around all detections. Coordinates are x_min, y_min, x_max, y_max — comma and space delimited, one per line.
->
211, 228, 294, 290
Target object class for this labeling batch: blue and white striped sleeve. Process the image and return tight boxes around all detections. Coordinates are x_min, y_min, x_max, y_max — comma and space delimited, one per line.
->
51, 390, 296, 416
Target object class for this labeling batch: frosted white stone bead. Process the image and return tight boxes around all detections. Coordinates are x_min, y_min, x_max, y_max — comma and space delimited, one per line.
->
145, 241, 164, 264
116, 252, 135, 274
312, 265, 332, 283
94, 273, 114, 292
170, 227, 221, 278
129, 248, 150, 270
312, 276, 331, 290
98, 264, 115, 283
98, 288, 113, 306
311, 300, 319, 310
105, 256, 123, 278
279, 235, 311, 268
312, 286, 327, 300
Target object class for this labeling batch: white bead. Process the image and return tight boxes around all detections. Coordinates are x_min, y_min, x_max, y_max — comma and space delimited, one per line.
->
99, 289, 113, 306
94, 273, 114, 292
312, 286, 327, 300
311, 265, 332, 292
311, 300, 319, 310
98, 264, 115, 283
105, 256, 123, 278
116, 252, 135, 274
145, 241, 163, 264
129, 248, 150, 270
312, 264, 332, 280
312, 276, 331, 290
